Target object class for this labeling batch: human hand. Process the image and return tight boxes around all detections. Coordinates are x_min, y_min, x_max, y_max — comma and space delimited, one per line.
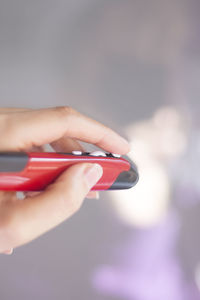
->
0, 106, 130, 254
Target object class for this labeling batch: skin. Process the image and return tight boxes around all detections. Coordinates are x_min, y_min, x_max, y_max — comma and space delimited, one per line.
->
0, 106, 130, 254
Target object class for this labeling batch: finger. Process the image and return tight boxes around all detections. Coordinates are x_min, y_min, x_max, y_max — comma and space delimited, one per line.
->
0, 191, 17, 205
23, 140, 81, 198
3, 163, 103, 249
23, 191, 42, 198
51, 135, 99, 199
0, 106, 130, 154
25, 145, 45, 152
19, 145, 45, 199
50, 137, 84, 153
2, 248, 13, 255
0, 107, 30, 113
86, 191, 99, 199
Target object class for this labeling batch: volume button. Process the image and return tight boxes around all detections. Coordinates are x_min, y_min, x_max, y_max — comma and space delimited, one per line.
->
112, 153, 121, 158
72, 151, 82, 155
90, 151, 107, 157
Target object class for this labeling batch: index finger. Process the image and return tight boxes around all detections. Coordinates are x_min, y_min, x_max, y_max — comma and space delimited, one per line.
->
0, 106, 130, 154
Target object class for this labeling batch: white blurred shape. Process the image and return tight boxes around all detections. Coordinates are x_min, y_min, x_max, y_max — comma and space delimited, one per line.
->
110, 160, 169, 227
152, 107, 187, 158
109, 106, 187, 227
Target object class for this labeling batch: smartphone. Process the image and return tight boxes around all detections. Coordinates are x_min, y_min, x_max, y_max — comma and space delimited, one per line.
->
0, 151, 139, 191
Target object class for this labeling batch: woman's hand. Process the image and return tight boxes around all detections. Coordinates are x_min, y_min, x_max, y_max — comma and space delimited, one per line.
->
0, 106, 130, 254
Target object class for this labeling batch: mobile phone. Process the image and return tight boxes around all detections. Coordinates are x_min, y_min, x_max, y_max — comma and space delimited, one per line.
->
0, 151, 139, 191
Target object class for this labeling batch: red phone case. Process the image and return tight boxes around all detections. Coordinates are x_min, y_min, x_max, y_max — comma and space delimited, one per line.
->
0, 152, 139, 191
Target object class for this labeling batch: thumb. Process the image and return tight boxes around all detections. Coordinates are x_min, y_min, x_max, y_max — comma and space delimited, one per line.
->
44, 162, 103, 214
9, 163, 103, 249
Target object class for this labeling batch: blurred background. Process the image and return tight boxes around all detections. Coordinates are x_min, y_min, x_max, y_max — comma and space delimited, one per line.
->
0, 0, 200, 299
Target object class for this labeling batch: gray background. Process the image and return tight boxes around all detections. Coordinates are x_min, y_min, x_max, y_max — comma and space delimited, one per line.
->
0, 1, 200, 299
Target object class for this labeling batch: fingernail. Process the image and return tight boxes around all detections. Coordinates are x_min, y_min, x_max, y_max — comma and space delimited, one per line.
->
3, 248, 13, 255
114, 135, 131, 153
94, 191, 100, 199
121, 136, 130, 145
122, 138, 131, 151
84, 164, 103, 190
86, 191, 100, 199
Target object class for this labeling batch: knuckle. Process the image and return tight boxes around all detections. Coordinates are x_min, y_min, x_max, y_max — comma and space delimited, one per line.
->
55, 106, 76, 117
0, 114, 11, 135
